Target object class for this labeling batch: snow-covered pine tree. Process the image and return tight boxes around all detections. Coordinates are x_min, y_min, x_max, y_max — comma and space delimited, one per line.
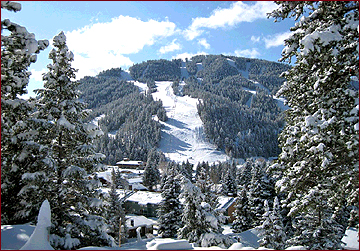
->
247, 160, 274, 227
236, 159, 253, 188
268, 1, 359, 249
178, 176, 232, 248
143, 149, 161, 191
104, 168, 127, 245
1, 1, 49, 224
257, 197, 286, 250
181, 159, 193, 181
195, 161, 218, 209
26, 31, 114, 249
231, 186, 252, 233
221, 167, 237, 197
157, 169, 183, 238
178, 177, 209, 245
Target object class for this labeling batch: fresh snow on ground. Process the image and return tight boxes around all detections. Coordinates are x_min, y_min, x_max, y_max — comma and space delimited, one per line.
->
132, 80, 148, 94
2, 222, 358, 250
151, 81, 229, 165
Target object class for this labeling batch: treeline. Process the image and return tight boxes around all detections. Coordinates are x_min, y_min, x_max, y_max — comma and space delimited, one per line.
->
78, 72, 168, 165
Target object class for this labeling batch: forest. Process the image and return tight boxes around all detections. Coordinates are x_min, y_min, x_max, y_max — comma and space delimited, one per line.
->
78, 54, 290, 163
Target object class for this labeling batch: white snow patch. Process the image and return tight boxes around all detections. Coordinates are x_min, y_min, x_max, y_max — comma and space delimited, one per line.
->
151, 81, 229, 166
342, 227, 359, 250
20, 200, 54, 250
146, 238, 193, 250
132, 81, 149, 94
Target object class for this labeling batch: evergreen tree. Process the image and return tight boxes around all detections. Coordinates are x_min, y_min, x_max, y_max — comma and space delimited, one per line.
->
25, 31, 114, 249
157, 170, 183, 238
178, 177, 209, 245
247, 160, 274, 227
178, 177, 231, 247
1, 1, 49, 224
269, 1, 359, 249
257, 197, 286, 250
231, 186, 252, 233
221, 167, 237, 197
195, 161, 218, 209
105, 168, 127, 245
143, 149, 161, 191
236, 159, 253, 188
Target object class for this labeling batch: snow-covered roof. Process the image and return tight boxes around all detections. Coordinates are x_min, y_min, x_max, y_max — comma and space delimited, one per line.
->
217, 196, 237, 210
128, 177, 143, 184
125, 191, 163, 205
126, 215, 157, 229
130, 183, 148, 191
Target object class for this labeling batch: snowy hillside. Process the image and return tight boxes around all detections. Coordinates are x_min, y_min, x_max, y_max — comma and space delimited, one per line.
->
225, 57, 289, 111
151, 81, 230, 165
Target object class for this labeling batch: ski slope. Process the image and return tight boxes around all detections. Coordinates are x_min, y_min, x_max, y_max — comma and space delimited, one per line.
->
151, 81, 229, 165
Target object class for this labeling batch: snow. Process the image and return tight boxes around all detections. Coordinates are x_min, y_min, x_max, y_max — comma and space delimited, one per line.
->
1, 225, 35, 250
52, 31, 67, 46
342, 227, 359, 250
125, 191, 163, 205
132, 81, 148, 94
20, 200, 54, 250
2, 223, 358, 250
58, 114, 75, 130
147, 239, 193, 250
300, 24, 342, 56
126, 215, 157, 229
151, 81, 229, 165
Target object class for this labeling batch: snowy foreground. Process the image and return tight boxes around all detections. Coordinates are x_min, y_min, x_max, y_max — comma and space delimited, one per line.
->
151, 81, 231, 165
2, 223, 358, 250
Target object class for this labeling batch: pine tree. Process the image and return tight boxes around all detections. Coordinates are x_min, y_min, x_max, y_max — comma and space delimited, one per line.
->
178, 177, 209, 246
157, 169, 183, 238
269, 1, 359, 249
195, 161, 218, 209
23, 31, 114, 249
247, 160, 274, 227
231, 186, 252, 233
178, 176, 232, 247
104, 168, 127, 245
221, 167, 237, 197
143, 149, 161, 191
257, 197, 286, 250
236, 159, 253, 188
1, 1, 49, 224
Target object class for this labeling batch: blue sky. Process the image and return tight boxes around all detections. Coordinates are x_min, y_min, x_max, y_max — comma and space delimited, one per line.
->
2, 1, 296, 97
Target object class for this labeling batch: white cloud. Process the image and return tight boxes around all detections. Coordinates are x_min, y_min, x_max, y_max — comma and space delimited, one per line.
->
64, 15, 177, 78
198, 38, 210, 49
264, 31, 292, 49
234, 48, 260, 58
184, 1, 277, 40
159, 39, 181, 54
72, 52, 133, 79
172, 51, 208, 61
251, 35, 260, 43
